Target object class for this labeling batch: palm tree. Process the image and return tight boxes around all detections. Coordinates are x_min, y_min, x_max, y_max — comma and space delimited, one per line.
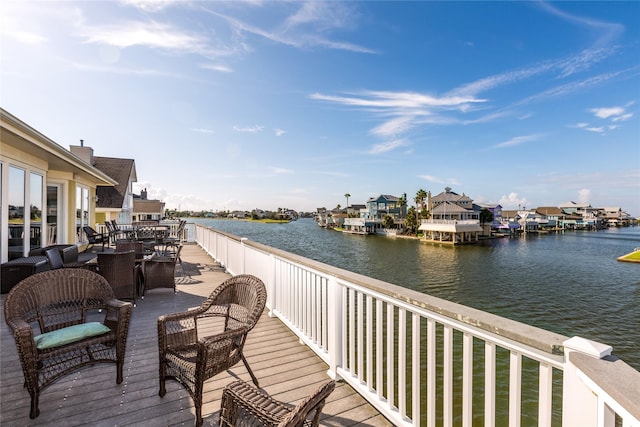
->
398, 193, 407, 219
415, 189, 428, 219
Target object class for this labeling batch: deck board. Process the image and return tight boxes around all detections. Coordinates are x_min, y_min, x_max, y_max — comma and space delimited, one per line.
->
1, 243, 392, 426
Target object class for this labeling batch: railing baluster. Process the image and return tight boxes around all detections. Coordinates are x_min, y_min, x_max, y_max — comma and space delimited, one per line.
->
399, 308, 407, 418
376, 299, 383, 398
366, 295, 373, 389
427, 318, 436, 427
387, 303, 395, 409
444, 325, 453, 426
485, 342, 496, 427
462, 332, 473, 427
412, 313, 421, 424
509, 351, 522, 427
538, 362, 553, 427
357, 291, 364, 383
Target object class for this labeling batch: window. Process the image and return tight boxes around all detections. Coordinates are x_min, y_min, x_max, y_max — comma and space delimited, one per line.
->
76, 185, 89, 242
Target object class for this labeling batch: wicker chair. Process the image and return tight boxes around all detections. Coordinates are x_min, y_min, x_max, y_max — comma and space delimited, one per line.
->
116, 240, 145, 260
3, 268, 132, 419
220, 379, 336, 427
157, 274, 267, 426
143, 255, 177, 296
97, 250, 141, 305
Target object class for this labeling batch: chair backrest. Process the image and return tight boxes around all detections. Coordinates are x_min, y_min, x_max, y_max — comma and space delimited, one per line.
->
204, 274, 267, 332
97, 251, 136, 299
278, 380, 336, 426
104, 221, 115, 234
4, 268, 114, 332
44, 247, 64, 269
116, 241, 145, 259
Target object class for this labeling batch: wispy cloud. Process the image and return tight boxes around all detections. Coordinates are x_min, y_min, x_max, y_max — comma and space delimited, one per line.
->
492, 134, 541, 149
368, 139, 409, 154
233, 125, 264, 133
206, 2, 376, 54
201, 63, 233, 73
418, 175, 461, 186
590, 106, 633, 121
191, 128, 214, 134
3, 30, 47, 44
80, 20, 234, 59
270, 166, 293, 174
274, 128, 287, 136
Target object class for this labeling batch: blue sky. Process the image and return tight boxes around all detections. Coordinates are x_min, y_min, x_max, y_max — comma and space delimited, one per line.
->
2, 1, 639, 215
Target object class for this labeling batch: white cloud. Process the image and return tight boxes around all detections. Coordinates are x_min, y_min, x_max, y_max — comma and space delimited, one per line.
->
498, 192, 529, 209
492, 134, 540, 149
590, 106, 624, 119
418, 175, 461, 186
4, 30, 47, 44
233, 125, 264, 133
577, 189, 592, 204
201, 63, 233, 73
191, 128, 215, 134
368, 139, 409, 154
274, 128, 287, 136
270, 166, 294, 174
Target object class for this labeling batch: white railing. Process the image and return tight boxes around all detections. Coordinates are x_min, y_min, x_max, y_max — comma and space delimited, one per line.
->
195, 223, 640, 427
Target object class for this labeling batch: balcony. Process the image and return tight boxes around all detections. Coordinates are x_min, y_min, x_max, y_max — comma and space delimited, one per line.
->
0, 244, 389, 426
2, 224, 639, 426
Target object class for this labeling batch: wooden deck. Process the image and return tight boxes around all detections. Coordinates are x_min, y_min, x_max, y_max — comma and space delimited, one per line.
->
1, 244, 392, 426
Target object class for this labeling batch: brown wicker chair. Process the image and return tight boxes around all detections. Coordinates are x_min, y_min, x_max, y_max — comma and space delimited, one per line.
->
219, 379, 336, 427
116, 240, 145, 260
143, 255, 177, 296
3, 268, 132, 419
157, 274, 267, 426
97, 250, 141, 305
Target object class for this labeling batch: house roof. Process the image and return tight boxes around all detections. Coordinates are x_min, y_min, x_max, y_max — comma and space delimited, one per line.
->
431, 201, 471, 214
94, 157, 136, 209
1, 108, 116, 186
431, 188, 473, 204
133, 199, 165, 213
535, 207, 564, 216
367, 194, 400, 202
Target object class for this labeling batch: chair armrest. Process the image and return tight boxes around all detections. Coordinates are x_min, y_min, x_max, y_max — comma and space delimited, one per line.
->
103, 299, 133, 332
221, 380, 290, 426
158, 310, 200, 351
5, 318, 38, 369
199, 327, 250, 374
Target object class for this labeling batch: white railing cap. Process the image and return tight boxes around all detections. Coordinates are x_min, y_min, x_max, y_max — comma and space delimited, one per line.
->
564, 336, 612, 358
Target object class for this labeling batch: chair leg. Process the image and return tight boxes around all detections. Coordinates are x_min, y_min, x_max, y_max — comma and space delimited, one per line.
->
241, 353, 259, 387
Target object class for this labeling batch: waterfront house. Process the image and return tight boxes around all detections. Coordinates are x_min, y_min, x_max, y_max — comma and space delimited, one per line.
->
68, 143, 138, 228
133, 188, 166, 223
419, 187, 483, 244
365, 194, 407, 220
1, 109, 116, 260
559, 201, 604, 229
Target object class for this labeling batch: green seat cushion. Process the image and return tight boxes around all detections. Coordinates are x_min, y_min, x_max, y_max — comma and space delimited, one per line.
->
34, 322, 111, 350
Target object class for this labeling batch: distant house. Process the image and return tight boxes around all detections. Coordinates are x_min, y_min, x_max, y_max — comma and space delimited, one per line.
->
365, 194, 407, 220
558, 201, 603, 229
69, 144, 137, 228
133, 189, 165, 223
419, 187, 482, 244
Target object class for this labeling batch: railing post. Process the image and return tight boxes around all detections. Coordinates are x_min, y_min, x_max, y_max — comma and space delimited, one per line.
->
562, 336, 613, 427
326, 276, 343, 380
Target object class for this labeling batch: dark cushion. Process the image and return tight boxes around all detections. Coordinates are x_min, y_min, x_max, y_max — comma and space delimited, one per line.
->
44, 248, 64, 269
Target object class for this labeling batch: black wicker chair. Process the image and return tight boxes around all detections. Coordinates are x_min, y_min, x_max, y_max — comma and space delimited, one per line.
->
157, 274, 267, 426
4, 268, 132, 418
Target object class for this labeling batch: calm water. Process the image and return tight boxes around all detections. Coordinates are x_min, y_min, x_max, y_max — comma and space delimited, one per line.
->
192, 218, 640, 370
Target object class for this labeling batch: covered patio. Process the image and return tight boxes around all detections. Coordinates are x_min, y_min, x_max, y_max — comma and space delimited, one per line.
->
0, 243, 391, 426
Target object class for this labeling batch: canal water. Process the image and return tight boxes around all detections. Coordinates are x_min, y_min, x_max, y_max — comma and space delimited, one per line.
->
191, 218, 640, 371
